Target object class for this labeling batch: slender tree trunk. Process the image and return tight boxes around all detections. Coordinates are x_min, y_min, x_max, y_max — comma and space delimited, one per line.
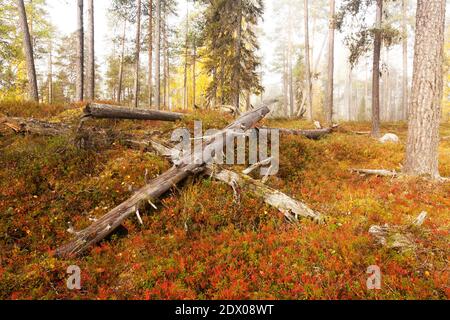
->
162, 5, 167, 109
17, 0, 39, 102
193, 38, 197, 108
118, 21, 126, 104
133, 0, 142, 108
404, 0, 446, 179
75, 0, 84, 102
87, 0, 95, 100
326, 0, 335, 125
304, 0, 313, 120
47, 43, 52, 104
402, 0, 409, 121
283, 47, 288, 117
148, 0, 153, 107
233, 0, 243, 113
183, 1, 189, 110
155, 0, 161, 109
288, 17, 294, 117
371, 0, 382, 137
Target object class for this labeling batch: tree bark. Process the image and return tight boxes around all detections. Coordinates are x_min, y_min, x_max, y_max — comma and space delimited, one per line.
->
183, 1, 189, 110
402, 0, 409, 121
148, 0, 153, 107
304, 0, 313, 120
84, 103, 184, 121
86, 0, 95, 101
117, 21, 126, 104
326, 0, 335, 125
404, 0, 446, 179
47, 42, 53, 104
288, 16, 294, 118
17, 0, 39, 102
232, 0, 243, 114
55, 106, 270, 257
75, 0, 84, 102
371, 0, 382, 137
133, 0, 142, 108
155, 0, 161, 109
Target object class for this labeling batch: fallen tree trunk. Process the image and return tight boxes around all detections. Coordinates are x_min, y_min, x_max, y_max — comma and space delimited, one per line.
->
55, 106, 270, 257
84, 103, 184, 122
1, 117, 72, 136
351, 169, 398, 177
148, 140, 322, 222
262, 125, 338, 140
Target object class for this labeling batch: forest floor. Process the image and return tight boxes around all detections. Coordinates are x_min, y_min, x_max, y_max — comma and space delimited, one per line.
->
0, 101, 448, 300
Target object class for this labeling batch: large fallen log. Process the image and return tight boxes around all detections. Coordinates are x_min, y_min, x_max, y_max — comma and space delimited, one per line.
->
262, 125, 338, 140
148, 139, 322, 222
55, 106, 270, 257
84, 103, 184, 122
1, 117, 72, 136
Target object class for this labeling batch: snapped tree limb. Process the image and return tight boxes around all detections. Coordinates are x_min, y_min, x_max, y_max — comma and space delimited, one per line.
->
262, 125, 339, 140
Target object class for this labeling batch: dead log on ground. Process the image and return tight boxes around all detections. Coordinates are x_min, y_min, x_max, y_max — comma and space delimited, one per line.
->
84, 103, 184, 122
262, 125, 339, 140
1, 117, 72, 136
351, 169, 398, 177
55, 106, 270, 257
148, 140, 322, 223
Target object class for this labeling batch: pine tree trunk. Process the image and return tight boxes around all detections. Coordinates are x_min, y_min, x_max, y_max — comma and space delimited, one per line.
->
371, 0, 382, 137
288, 18, 294, 118
17, 0, 39, 102
155, 0, 161, 110
304, 0, 313, 120
75, 0, 84, 102
148, 0, 153, 107
162, 5, 167, 109
86, 0, 95, 101
183, 1, 189, 110
233, 0, 243, 113
402, 0, 409, 121
193, 39, 197, 108
326, 0, 335, 125
283, 47, 288, 117
404, 0, 446, 179
118, 21, 126, 104
47, 43, 52, 104
133, 0, 142, 108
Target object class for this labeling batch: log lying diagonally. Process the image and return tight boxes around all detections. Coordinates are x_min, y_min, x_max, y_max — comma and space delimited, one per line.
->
84, 103, 184, 122
55, 106, 270, 258
147, 140, 322, 223
261, 125, 339, 140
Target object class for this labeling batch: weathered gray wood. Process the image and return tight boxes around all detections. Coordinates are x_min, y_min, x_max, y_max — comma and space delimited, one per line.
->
263, 125, 338, 140
84, 103, 184, 122
148, 140, 322, 222
55, 106, 270, 257
351, 168, 398, 177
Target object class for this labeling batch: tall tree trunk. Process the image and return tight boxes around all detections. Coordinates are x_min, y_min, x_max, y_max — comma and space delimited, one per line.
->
155, 0, 161, 109
193, 38, 197, 108
148, 0, 153, 107
86, 0, 95, 100
326, 0, 335, 125
17, 0, 39, 102
288, 17, 294, 117
183, 1, 189, 110
371, 0, 382, 137
402, 0, 409, 121
47, 43, 52, 104
133, 0, 142, 108
162, 5, 167, 109
233, 0, 243, 113
404, 0, 446, 179
75, 0, 84, 102
304, 0, 313, 120
283, 47, 288, 117
118, 21, 126, 104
